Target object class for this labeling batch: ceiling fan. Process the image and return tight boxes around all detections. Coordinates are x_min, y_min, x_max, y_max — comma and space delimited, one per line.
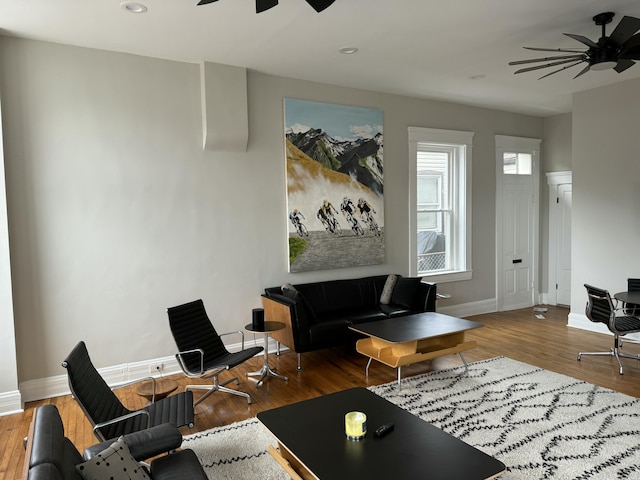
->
509, 12, 640, 79
196, 0, 336, 13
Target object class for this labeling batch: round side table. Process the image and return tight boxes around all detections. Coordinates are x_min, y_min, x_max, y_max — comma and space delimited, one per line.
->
136, 378, 178, 402
244, 321, 288, 386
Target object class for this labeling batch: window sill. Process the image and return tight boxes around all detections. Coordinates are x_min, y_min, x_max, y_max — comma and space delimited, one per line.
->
419, 270, 472, 283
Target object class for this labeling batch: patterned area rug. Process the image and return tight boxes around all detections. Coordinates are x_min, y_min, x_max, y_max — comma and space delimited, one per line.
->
182, 357, 640, 479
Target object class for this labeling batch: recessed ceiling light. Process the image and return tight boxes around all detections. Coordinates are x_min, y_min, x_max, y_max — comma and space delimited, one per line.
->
121, 2, 148, 13
339, 47, 359, 55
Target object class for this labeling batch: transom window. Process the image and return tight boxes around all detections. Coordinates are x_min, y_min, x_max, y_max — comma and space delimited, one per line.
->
503, 152, 532, 175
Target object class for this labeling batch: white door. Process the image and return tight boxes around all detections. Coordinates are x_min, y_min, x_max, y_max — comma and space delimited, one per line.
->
556, 183, 572, 306
501, 175, 535, 309
495, 136, 540, 312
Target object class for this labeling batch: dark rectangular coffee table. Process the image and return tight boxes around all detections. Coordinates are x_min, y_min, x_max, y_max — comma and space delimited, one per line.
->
350, 312, 483, 386
258, 387, 505, 479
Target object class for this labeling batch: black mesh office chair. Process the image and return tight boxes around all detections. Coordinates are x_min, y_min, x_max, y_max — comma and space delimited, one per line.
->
167, 299, 263, 407
577, 284, 640, 374
62, 341, 195, 441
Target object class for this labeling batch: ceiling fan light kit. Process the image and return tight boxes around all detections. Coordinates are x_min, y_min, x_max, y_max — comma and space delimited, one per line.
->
509, 12, 640, 79
196, 0, 336, 13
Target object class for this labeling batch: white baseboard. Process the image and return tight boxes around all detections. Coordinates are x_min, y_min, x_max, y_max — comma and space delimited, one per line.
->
16, 336, 274, 408
439, 298, 497, 318
0, 390, 23, 416
568, 312, 640, 341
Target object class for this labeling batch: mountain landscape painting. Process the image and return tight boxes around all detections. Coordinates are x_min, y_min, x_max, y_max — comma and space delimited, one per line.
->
284, 98, 384, 273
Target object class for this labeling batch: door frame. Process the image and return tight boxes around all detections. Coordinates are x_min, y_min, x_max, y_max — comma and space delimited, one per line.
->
495, 135, 541, 312
546, 171, 572, 306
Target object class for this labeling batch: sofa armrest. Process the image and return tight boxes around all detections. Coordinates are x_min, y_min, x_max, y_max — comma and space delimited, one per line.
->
262, 294, 311, 351
417, 281, 438, 312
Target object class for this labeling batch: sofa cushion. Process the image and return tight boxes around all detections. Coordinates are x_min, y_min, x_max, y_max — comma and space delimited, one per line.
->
76, 437, 150, 480
379, 303, 413, 317
309, 319, 352, 345
380, 275, 398, 305
343, 307, 389, 324
391, 276, 422, 309
282, 287, 317, 322
300, 278, 383, 314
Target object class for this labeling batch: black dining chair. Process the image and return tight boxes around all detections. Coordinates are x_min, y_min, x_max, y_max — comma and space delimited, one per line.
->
577, 284, 640, 374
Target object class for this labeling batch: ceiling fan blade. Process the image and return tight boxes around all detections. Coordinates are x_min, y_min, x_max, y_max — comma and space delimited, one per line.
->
573, 64, 591, 78
514, 58, 585, 74
537, 60, 584, 79
614, 58, 635, 73
256, 0, 278, 13
619, 33, 640, 59
620, 48, 640, 60
306, 0, 335, 12
610, 16, 640, 45
509, 54, 583, 66
197, 0, 218, 5
563, 33, 598, 48
523, 46, 586, 53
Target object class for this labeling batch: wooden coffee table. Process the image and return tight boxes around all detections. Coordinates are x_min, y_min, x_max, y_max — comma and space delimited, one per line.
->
350, 312, 482, 387
258, 387, 505, 480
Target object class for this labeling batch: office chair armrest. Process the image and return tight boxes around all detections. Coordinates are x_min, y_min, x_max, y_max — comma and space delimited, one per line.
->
176, 348, 205, 376
220, 330, 246, 350
93, 410, 151, 439
112, 377, 157, 403
84, 423, 182, 461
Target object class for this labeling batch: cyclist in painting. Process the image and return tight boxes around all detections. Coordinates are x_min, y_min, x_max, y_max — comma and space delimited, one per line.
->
289, 209, 308, 237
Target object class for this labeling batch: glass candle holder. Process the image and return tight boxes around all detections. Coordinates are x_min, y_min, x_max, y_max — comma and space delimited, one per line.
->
345, 411, 367, 440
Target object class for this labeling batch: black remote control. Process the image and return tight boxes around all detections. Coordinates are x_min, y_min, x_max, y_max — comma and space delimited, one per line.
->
374, 423, 394, 438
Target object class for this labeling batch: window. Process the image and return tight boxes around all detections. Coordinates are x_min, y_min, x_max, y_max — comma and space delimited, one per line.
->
503, 152, 532, 175
409, 127, 473, 281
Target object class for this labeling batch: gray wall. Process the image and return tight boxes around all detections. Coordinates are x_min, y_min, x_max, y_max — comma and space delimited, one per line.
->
570, 78, 640, 328
0, 37, 543, 395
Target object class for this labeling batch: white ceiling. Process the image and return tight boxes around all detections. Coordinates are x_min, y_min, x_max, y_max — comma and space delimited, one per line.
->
3, 0, 640, 117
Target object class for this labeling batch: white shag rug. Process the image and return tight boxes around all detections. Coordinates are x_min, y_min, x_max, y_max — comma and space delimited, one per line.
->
182, 357, 640, 479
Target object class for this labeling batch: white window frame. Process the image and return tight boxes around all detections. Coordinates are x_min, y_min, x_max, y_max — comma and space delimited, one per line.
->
409, 127, 474, 282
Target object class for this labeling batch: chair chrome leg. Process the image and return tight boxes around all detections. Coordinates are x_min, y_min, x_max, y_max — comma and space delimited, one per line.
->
186, 385, 218, 407
186, 373, 252, 407
297, 353, 304, 371
218, 385, 253, 404
396, 366, 402, 389
459, 352, 469, 373
365, 357, 372, 378
578, 335, 640, 375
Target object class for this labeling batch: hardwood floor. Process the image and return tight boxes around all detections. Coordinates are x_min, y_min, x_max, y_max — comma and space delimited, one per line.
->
5, 305, 640, 479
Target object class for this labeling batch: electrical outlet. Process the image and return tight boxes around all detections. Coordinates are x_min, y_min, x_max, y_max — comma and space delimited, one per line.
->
149, 363, 164, 373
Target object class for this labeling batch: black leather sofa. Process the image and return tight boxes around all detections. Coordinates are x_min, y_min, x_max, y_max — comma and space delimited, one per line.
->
262, 274, 437, 370
23, 404, 207, 480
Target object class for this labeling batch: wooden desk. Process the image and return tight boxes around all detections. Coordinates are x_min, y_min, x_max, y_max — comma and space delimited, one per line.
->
258, 387, 505, 480
350, 312, 482, 387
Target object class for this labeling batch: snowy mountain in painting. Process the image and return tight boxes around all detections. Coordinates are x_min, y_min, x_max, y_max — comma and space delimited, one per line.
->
285, 127, 383, 195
